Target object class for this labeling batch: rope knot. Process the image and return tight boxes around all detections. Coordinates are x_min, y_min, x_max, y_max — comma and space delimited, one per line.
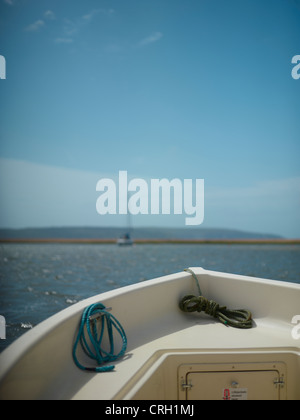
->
179, 295, 223, 318
205, 299, 222, 318
180, 269, 253, 329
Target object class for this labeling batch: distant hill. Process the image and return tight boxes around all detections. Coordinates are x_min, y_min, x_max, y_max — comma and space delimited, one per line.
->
0, 226, 283, 240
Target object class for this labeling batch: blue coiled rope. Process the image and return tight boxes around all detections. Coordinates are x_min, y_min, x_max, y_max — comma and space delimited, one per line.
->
72, 303, 127, 372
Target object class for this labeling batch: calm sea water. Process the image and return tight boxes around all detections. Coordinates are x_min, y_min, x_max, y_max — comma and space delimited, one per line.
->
1, 243, 300, 353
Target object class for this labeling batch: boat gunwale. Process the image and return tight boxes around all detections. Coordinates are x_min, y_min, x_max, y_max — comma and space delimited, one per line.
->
0, 267, 300, 399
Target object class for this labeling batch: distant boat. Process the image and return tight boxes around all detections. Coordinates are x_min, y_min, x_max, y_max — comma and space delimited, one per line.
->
117, 198, 133, 245
117, 233, 133, 246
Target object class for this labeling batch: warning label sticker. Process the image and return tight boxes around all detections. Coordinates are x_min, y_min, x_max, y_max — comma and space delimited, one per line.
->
222, 388, 248, 400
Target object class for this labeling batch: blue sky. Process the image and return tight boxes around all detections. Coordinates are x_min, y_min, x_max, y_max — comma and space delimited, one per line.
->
0, 0, 299, 237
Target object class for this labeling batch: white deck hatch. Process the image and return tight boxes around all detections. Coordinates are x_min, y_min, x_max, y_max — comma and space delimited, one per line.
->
179, 362, 287, 400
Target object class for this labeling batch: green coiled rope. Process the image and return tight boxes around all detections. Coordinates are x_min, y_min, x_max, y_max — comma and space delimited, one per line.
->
73, 303, 127, 372
179, 268, 253, 329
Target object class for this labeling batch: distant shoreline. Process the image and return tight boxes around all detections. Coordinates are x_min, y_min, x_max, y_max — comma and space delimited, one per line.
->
1, 238, 299, 245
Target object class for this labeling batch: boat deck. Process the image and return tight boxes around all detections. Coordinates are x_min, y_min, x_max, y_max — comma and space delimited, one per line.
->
73, 319, 300, 400
0, 268, 299, 400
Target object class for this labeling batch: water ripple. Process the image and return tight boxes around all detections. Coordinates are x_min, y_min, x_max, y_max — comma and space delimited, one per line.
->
0, 243, 299, 352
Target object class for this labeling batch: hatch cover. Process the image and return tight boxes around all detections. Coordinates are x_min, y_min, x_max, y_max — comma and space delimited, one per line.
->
178, 362, 286, 400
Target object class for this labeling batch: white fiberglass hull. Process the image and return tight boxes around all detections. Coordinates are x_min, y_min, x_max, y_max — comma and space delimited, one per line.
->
0, 267, 299, 400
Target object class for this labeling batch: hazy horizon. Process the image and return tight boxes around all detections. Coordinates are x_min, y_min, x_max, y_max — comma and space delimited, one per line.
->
0, 224, 291, 240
